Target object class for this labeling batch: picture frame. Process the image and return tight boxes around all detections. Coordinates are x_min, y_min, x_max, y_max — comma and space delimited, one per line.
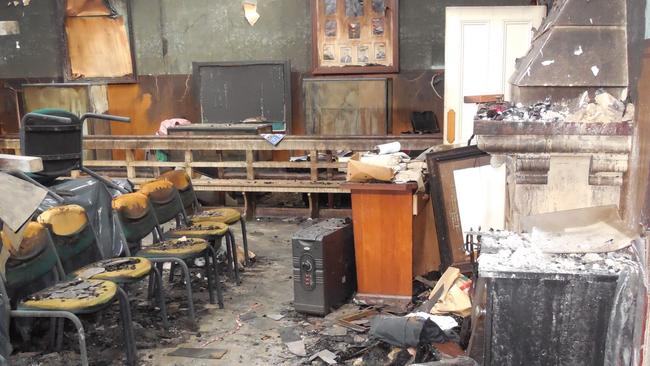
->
426, 146, 492, 273
311, 0, 399, 75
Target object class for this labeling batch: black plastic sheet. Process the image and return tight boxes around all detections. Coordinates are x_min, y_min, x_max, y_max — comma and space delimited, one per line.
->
39, 178, 132, 258
369, 315, 448, 348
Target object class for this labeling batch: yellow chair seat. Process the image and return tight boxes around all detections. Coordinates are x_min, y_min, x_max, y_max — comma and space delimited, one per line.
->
192, 208, 241, 224
138, 238, 208, 257
20, 279, 117, 312
74, 257, 152, 282
169, 221, 229, 237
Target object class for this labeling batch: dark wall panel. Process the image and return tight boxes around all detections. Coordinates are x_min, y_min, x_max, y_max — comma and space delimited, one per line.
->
0, 1, 62, 78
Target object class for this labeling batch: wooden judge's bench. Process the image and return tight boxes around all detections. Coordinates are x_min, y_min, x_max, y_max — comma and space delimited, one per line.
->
343, 182, 439, 308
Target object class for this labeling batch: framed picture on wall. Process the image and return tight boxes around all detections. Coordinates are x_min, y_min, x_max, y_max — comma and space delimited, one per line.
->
311, 0, 399, 74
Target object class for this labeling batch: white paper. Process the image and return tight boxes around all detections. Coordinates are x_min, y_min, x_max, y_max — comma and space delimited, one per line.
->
374, 141, 400, 155
453, 164, 506, 233
405, 312, 459, 331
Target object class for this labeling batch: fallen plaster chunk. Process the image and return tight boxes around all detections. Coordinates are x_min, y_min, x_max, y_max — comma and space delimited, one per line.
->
266, 313, 285, 321
309, 349, 337, 365
286, 340, 307, 357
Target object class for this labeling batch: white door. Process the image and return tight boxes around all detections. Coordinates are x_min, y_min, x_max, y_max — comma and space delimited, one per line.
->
444, 6, 546, 144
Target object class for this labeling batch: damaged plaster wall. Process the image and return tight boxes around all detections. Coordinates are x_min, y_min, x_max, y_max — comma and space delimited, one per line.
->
133, 0, 531, 74
132, 0, 312, 74
400, 0, 534, 71
0, 0, 63, 78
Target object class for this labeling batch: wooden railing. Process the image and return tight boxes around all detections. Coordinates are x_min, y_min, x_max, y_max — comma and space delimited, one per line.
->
0, 134, 442, 217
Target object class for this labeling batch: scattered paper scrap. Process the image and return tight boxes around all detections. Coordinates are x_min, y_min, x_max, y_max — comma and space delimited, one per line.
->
261, 133, 285, 146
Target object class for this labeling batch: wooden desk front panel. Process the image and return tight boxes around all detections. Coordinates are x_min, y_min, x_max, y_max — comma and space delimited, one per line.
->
351, 189, 414, 297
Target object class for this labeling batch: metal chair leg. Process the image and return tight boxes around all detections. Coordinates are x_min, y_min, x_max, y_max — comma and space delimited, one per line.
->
224, 235, 234, 280
11, 310, 89, 366
147, 270, 156, 300
159, 258, 196, 325
207, 245, 224, 309
48, 317, 57, 350
239, 218, 250, 266
204, 250, 215, 305
116, 287, 137, 366
169, 262, 176, 283
152, 264, 170, 329
55, 317, 64, 351
227, 230, 241, 285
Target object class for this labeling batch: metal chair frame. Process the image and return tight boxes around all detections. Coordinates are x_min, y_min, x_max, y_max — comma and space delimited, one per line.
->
152, 187, 240, 285
20, 111, 130, 194
0, 229, 136, 366
114, 195, 224, 326
45, 208, 170, 329
173, 175, 250, 267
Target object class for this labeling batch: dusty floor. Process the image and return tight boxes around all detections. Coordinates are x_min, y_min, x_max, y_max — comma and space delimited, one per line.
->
10, 217, 320, 365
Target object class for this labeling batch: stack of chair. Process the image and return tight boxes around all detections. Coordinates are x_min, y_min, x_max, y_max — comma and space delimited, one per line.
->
1, 221, 136, 366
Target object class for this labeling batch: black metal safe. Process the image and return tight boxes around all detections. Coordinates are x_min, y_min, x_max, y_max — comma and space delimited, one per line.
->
292, 218, 356, 316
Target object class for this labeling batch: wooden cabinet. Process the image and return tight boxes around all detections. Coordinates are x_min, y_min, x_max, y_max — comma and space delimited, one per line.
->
344, 182, 439, 308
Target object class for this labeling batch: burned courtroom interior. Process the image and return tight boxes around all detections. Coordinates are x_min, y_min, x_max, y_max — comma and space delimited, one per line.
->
1, 0, 650, 365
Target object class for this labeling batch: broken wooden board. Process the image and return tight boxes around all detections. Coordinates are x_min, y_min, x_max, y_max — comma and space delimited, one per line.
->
167, 347, 228, 360
65, 16, 133, 79
336, 308, 378, 333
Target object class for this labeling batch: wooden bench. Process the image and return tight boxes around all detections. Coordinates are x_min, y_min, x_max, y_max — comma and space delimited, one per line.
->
0, 134, 442, 218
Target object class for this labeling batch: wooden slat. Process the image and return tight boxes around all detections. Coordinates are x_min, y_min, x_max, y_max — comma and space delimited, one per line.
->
0, 154, 43, 173
184, 150, 193, 177
125, 149, 135, 178
245, 150, 254, 180
310, 149, 318, 182
0, 135, 442, 151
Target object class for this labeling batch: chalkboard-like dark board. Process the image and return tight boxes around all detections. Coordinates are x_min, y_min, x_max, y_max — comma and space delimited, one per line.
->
192, 61, 292, 132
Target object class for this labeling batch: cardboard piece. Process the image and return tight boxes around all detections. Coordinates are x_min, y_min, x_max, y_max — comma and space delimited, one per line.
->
346, 159, 394, 182
427, 267, 472, 317
522, 205, 637, 253
0, 172, 47, 231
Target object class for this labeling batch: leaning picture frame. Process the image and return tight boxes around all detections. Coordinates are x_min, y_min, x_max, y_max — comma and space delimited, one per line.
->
426, 145, 493, 273
311, 0, 399, 74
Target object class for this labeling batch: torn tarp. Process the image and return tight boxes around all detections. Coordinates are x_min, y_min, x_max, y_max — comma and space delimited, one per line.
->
39, 178, 131, 258
369, 315, 448, 348
0, 274, 10, 360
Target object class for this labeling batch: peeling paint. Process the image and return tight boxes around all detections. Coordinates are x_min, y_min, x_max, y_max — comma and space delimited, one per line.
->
591, 65, 600, 77
573, 45, 583, 56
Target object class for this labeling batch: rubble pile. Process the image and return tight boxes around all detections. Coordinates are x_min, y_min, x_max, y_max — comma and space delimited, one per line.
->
476, 90, 634, 123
